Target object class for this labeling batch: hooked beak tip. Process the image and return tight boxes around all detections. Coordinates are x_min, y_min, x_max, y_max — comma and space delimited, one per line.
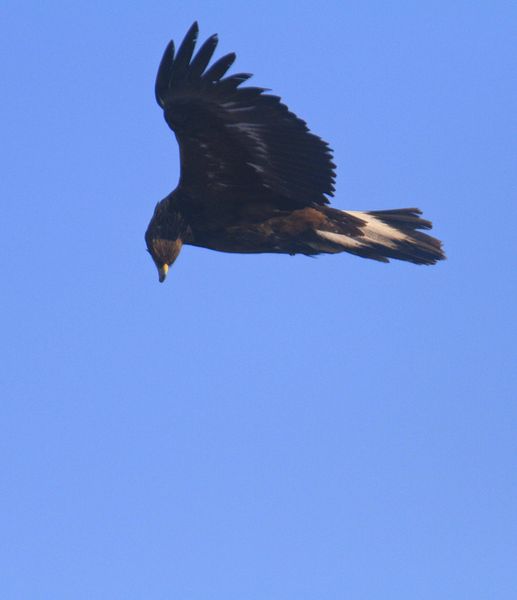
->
158, 264, 169, 283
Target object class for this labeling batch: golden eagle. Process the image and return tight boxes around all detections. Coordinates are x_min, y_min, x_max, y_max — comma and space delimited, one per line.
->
145, 22, 444, 282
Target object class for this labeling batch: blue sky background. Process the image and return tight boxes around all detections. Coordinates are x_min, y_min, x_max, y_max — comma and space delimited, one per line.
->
1, 1, 516, 598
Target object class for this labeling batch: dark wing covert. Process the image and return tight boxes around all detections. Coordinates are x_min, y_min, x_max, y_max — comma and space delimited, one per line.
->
155, 22, 336, 207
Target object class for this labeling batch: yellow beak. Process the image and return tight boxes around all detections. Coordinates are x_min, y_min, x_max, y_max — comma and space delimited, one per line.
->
158, 264, 169, 283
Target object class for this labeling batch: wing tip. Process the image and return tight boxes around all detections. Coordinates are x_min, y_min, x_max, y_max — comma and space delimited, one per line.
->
155, 40, 175, 108
186, 20, 199, 42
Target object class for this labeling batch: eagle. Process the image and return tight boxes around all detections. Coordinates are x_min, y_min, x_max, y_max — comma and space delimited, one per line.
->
145, 22, 445, 282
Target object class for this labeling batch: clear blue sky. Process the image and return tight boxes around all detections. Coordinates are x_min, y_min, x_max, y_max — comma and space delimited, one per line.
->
1, 1, 516, 598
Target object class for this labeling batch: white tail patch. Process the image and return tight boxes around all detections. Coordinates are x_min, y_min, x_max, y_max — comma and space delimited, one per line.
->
345, 211, 409, 248
313, 207, 444, 265
316, 211, 409, 250
315, 230, 366, 249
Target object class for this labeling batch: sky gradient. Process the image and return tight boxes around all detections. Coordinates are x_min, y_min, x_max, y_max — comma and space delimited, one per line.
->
1, 2, 516, 599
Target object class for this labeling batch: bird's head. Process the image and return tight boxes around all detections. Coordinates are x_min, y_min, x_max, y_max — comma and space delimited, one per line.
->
145, 198, 186, 282
146, 236, 183, 282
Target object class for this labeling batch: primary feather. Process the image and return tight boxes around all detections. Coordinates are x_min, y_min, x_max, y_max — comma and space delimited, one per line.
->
154, 21, 335, 207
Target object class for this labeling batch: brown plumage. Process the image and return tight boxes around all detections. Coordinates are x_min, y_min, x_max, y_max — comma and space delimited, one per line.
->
145, 22, 445, 282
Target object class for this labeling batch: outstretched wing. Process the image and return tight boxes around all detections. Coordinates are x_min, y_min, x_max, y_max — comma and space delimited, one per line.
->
155, 22, 336, 208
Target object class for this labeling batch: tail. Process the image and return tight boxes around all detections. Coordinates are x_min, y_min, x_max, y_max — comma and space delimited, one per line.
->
314, 207, 445, 265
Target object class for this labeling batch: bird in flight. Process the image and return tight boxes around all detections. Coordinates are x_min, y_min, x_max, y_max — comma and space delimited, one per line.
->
145, 22, 445, 282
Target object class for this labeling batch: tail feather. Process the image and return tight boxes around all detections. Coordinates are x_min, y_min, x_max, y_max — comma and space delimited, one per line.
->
315, 207, 445, 265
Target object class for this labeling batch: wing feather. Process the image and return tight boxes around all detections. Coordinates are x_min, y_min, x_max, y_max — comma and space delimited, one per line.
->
188, 34, 218, 78
169, 22, 198, 80
156, 23, 336, 208
201, 53, 236, 83
155, 41, 174, 108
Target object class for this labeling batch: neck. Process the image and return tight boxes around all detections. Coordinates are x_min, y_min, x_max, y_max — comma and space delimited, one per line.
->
149, 193, 189, 242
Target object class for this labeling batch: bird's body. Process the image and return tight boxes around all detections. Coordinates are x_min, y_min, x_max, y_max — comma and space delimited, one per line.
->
145, 23, 445, 281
